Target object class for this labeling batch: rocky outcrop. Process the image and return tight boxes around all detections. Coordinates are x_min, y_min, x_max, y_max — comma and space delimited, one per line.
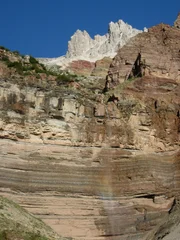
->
69, 60, 95, 76
66, 20, 142, 61
105, 23, 180, 90
92, 57, 112, 77
66, 57, 112, 77
38, 20, 142, 72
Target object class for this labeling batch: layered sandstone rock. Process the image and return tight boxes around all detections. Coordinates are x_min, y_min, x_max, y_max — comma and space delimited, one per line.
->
0, 69, 180, 239
69, 60, 95, 76
92, 57, 112, 77
0, 16, 180, 240
66, 57, 112, 77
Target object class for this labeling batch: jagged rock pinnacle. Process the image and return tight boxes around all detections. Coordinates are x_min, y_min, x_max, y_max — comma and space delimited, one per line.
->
39, 19, 142, 68
66, 19, 142, 61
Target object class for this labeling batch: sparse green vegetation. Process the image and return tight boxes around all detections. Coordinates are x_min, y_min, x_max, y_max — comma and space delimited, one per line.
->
29, 56, 39, 64
1, 56, 10, 63
127, 76, 136, 82
7, 61, 23, 73
0, 196, 64, 240
0, 46, 10, 51
0, 45, 82, 90
56, 74, 72, 85
13, 50, 20, 55
0, 230, 49, 240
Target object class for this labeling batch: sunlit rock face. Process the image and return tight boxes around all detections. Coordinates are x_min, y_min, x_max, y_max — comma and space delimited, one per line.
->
66, 20, 142, 61
105, 23, 180, 90
0, 18, 180, 240
0, 71, 180, 240
38, 19, 142, 74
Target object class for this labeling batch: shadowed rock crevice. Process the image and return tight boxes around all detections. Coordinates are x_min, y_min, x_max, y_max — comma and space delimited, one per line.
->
105, 23, 180, 91
128, 52, 143, 79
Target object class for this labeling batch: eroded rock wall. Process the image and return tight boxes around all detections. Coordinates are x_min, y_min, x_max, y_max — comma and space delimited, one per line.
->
0, 16, 180, 240
105, 24, 180, 90
0, 73, 180, 239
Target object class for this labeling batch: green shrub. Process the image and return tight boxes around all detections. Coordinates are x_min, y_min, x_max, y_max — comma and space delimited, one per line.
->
13, 50, 20, 55
36, 74, 41, 79
24, 232, 48, 240
40, 63, 47, 71
24, 65, 35, 71
7, 61, 23, 73
22, 66, 30, 71
35, 67, 45, 74
0, 230, 7, 240
29, 56, 38, 64
23, 72, 31, 76
56, 74, 72, 85
0, 46, 10, 51
1, 56, 10, 63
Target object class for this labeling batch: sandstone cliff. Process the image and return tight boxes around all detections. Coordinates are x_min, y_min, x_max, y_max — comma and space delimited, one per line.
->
0, 15, 180, 240
105, 23, 180, 90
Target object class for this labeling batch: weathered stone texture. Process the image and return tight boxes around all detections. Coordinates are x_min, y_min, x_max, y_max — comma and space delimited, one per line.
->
105, 24, 180, 90
0, 17, 180, 240
69, 60, 95, 76
0, 71, 180, 239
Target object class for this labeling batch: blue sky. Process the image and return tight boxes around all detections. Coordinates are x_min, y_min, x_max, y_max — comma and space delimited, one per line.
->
0, 0, 179, 57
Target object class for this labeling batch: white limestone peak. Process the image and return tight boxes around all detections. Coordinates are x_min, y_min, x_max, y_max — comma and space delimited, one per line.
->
39, 19, 143, 68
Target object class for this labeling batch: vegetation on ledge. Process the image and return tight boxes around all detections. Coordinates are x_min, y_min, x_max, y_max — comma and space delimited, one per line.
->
0, 45, 80, 88
0, 196, 65, 240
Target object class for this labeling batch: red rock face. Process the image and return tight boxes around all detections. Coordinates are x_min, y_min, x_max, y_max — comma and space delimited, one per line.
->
67, 57, 112, 77
92, 57, 112, 77
105, 23, 180, 90
69, 60, 95, 76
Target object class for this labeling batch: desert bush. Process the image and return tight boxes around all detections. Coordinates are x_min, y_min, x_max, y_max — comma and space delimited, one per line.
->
56, 74, 72, 85
7, 61, 23, 73
13, 50, 20, 55
1, 56, 10, 63
0, 46, 10, 51
29, 56, 38, 64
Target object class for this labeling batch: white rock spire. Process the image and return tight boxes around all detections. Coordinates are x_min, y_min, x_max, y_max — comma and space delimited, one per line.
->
39, 19, 142, 67
65, 19, 142, 61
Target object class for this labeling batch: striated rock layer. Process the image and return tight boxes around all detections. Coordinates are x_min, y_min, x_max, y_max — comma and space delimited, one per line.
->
0, 71, 180, 239
0, 17, 180, 240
